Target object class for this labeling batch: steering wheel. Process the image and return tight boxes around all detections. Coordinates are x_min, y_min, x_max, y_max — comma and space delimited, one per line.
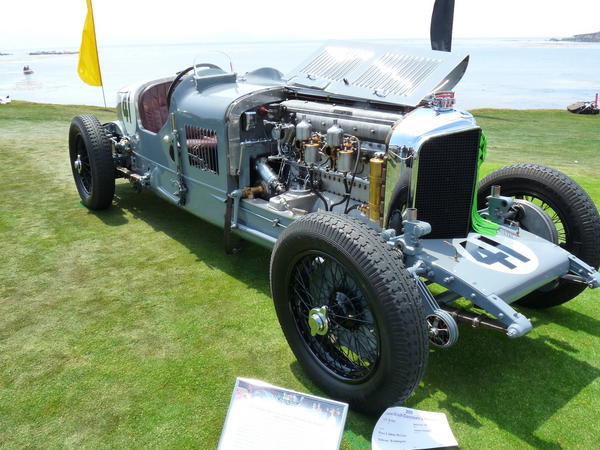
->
166, 63, 222, 109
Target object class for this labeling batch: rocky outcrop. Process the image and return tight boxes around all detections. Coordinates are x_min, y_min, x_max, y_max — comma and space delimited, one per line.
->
551, 31, 600, 42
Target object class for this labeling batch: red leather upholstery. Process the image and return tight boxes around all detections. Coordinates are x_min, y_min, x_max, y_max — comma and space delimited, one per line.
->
138, 81, 171, 133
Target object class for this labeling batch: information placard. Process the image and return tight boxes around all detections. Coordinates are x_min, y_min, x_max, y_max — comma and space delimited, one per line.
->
372, 406, 458, 450
218, 378, 348, 450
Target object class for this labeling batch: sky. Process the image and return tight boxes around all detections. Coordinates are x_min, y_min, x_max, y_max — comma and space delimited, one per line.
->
2, 0, 599, 49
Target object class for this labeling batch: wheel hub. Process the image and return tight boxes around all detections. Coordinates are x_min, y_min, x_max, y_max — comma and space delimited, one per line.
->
330, 291, 358, 328
308, 306, 329, 336
513, 199, 559, 244
428, 325, 445, 342
74, 155, 83, 174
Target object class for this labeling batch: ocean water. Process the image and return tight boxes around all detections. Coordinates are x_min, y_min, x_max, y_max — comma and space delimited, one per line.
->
1, 38, 599, 110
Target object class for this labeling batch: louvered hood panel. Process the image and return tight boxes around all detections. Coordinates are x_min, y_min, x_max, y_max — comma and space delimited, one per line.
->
284, 40, 469, 108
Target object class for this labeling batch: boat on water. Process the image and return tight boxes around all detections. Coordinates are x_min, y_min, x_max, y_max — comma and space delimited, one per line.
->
23, 65, 34, 74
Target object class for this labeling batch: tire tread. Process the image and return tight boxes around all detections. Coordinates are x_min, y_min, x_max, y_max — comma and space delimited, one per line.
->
271, 212, 428, 414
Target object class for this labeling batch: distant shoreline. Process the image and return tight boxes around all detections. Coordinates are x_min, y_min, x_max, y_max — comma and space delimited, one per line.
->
27, 50, 79, 56
1, 50, 78, 56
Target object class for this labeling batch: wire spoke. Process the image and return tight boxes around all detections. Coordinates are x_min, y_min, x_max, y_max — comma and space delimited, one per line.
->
289, 252, 379, 380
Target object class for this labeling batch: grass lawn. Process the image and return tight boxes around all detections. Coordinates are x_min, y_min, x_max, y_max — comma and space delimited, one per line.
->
0, 101, 599, 449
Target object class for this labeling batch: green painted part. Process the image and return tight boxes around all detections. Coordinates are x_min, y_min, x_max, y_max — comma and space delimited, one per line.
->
472, 130, 500, 236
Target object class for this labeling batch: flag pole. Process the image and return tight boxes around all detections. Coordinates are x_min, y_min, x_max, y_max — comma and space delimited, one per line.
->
100, 86, 106, 109
89, 0, 107, 108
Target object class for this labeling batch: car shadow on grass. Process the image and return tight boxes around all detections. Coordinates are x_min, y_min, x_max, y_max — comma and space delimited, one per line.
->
406, 322, 600, 449
524, 303, 600, 340
89, 182, 273, 297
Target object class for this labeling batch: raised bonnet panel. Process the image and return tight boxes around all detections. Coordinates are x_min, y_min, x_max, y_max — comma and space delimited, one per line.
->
285, 40, 469, 107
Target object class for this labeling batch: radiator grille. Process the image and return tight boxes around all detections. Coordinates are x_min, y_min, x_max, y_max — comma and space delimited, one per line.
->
185, 125, 219, 174
413, 129, 481, 239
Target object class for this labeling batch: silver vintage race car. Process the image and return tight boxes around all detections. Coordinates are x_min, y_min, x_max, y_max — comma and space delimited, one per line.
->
68, 39, 600, 414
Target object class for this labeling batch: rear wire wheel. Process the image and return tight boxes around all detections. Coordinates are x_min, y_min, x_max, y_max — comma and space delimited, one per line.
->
69, 114, 115, 210
270, 212, 428, 414
478, 163, 600, 308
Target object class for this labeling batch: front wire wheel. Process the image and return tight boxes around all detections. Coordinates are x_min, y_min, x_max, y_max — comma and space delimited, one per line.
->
270, 212, 428, 414
478, 163, 600, 308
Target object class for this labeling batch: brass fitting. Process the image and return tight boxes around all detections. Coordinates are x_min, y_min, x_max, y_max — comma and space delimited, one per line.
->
368, 155, 385, 223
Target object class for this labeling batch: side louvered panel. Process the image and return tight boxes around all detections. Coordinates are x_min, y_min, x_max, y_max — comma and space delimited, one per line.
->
185, 125, 219, 174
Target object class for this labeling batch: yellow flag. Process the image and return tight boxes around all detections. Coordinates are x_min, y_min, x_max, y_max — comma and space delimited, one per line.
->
78, 0, 103, 86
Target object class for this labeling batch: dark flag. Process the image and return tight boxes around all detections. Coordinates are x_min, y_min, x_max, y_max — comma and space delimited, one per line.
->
430, 0, 455, 52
